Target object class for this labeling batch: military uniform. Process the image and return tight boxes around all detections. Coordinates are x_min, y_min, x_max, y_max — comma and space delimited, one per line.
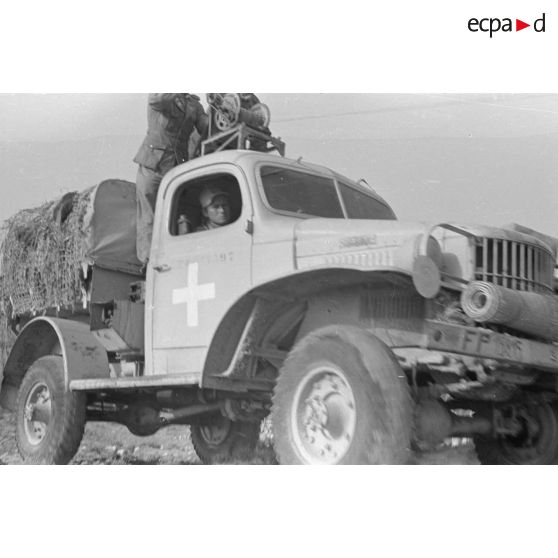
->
134, 93, 208, 210
134, 93, 208, 262
195, 222, 218, 232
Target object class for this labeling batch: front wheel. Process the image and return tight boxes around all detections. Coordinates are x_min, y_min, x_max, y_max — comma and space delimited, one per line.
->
16, 356, 86, 464
190, 415, 260, 464
271, 327, 412, 464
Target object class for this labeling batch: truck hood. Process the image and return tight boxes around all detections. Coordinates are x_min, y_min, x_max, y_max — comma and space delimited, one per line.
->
294, 218, 556, 272
294, 219, 430, 271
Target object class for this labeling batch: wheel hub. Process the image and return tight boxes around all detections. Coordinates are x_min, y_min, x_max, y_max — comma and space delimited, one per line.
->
292, 368, 356, 464
199, 417, 232, 448
23, 382, 52, 446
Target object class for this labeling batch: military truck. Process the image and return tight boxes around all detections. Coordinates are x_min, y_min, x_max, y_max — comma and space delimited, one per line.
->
1, 148, 558, 465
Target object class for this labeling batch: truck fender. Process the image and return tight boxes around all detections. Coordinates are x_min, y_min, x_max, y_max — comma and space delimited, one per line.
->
0, 317, 109, 411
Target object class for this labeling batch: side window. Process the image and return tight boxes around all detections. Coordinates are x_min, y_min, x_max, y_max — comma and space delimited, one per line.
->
338, 182, 396, 220
169, 173, 242, 236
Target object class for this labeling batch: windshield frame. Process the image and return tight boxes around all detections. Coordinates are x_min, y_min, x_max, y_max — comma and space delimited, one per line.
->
254, 160, 396, 221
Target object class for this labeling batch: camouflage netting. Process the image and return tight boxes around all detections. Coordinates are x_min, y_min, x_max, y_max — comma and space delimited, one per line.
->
0, 179, 143, 371
0, 188, 95, 366
0, 189, 94, 317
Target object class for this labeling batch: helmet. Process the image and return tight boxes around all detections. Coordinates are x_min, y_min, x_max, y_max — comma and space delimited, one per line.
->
199, 186, 230, 209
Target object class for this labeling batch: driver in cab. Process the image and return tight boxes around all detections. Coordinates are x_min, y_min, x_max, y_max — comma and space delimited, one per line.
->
196, 186, 232, 231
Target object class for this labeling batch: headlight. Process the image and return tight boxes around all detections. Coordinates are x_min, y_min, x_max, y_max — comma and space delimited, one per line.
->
412, 234, 442, 299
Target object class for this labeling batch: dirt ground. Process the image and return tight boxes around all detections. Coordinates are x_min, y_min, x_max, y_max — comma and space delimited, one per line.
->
0, 407, 479, 465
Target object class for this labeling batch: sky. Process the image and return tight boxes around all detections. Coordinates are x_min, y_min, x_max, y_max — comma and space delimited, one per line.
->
0, 93, 557, 237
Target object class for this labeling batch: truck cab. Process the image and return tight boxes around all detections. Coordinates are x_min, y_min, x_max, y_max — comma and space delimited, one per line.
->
146, 150, 396, 380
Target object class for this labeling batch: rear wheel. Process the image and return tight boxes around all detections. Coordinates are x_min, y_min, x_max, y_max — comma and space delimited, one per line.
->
474, 402, 558, 465
16, 356, 86, 464
272, 326, 412, 464
190, 415, 260, 464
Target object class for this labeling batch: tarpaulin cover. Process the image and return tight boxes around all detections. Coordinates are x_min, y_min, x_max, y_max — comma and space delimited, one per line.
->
86, 179, 144, 274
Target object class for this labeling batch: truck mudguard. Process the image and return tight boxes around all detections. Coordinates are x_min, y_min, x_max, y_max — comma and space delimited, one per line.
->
0, 317, 109, 410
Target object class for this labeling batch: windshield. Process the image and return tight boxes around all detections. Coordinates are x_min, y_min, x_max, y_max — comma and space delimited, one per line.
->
260, 166, 343, 218
259, 165, 396, 220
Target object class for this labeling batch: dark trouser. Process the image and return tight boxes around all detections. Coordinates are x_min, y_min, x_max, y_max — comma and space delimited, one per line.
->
135, 165, 163, 263
136, 164, 164, 212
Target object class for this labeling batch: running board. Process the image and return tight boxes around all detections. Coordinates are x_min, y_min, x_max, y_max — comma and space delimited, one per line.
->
70, 373, 200, 391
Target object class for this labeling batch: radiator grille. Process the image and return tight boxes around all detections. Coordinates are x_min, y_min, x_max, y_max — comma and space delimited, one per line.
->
474, 238, 554, 293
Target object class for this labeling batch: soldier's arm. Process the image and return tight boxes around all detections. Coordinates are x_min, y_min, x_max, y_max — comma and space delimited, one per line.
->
194, 104, 209, 139
239, 93, 260, 108
148, 93, 184, 115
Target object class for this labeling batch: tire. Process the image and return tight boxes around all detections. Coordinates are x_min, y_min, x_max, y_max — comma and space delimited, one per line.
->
16, 356, 86, 464
271, 326, 413, 464
190, 415, 260, 464
474, 402, 558, 465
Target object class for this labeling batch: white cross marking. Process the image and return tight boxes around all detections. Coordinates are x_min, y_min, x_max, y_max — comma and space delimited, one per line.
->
172, 263, 215, 327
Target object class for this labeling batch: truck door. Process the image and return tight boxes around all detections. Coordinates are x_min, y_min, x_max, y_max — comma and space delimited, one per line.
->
147, 164, 253, 377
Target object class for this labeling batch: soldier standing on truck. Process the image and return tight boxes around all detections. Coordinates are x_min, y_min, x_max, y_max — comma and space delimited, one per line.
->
134, 93, 209, 261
